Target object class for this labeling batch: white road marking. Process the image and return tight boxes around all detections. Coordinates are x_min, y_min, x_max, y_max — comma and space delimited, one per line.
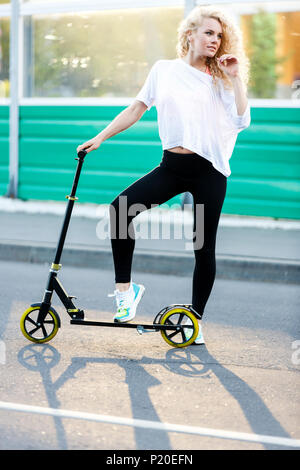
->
0, 400, 299, 448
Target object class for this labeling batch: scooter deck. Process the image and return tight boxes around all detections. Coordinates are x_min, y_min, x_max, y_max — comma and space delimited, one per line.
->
70, 319, 189, 332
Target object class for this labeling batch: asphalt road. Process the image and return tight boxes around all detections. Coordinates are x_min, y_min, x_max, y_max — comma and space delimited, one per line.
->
0, 260, 299, 450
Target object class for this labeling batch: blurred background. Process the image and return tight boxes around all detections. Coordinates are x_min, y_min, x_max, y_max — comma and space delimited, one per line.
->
0, 0, 300, 219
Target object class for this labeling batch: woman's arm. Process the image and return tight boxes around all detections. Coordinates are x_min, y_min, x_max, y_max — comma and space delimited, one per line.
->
97, 100, 147, 143
217, 54, 249, 116
77, 100, 147, 154
229, 75, 248, 116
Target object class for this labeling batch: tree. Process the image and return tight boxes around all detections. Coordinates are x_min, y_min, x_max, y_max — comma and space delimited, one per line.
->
248, 8, 287, 98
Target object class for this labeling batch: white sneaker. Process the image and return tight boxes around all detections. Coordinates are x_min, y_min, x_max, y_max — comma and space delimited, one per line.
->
108, 282, 145, 323
185, 318, 205, 345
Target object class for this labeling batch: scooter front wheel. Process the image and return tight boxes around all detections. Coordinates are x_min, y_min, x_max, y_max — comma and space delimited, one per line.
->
20, 304, 60, 344
160, 307, 199, 348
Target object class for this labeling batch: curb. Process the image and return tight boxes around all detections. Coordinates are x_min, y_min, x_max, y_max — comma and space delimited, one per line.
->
1, 240, 299, 284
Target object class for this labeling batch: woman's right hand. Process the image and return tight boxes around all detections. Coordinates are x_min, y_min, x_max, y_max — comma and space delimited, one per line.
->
76, 135, 102, 154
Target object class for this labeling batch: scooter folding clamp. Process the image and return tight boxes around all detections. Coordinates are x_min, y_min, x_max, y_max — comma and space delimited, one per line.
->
51, 263, 62, 271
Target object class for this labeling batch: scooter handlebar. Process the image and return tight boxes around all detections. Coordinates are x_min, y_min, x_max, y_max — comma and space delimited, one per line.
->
77, 149, 87, 159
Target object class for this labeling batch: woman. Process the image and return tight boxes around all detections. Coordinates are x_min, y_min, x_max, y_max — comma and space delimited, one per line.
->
77, 6, 251, 344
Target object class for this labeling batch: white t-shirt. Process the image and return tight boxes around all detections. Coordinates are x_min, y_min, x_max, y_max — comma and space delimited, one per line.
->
135, 58, 251, 177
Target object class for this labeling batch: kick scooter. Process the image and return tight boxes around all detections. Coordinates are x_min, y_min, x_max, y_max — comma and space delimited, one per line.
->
20, 150, 201, 348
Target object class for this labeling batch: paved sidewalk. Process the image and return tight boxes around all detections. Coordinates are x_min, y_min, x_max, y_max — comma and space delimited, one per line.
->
0, 198, 299, 283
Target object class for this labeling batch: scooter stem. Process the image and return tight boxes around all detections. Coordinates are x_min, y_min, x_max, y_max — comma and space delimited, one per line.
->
53, 149, 87, 266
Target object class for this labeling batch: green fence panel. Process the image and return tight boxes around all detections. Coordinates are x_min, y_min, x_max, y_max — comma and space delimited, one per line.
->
227, 107, 300, 218
19, 105, 167, 204
0, 106, 9, 196
0, 104, 299, 219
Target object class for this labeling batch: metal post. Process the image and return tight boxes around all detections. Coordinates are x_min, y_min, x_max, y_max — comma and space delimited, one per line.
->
23, 15, 34, 98
7, 0, 20, 198
184, 0, 196, 17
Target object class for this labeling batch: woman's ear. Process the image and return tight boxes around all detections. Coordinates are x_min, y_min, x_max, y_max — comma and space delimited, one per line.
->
187, 29, 193, 43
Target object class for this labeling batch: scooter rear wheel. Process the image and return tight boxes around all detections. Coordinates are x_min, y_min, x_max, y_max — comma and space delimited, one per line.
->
160, 307, 199, 348
20, 304, 60, 344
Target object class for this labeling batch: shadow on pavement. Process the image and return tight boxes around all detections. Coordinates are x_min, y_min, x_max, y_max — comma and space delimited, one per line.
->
18, 343, 292, 450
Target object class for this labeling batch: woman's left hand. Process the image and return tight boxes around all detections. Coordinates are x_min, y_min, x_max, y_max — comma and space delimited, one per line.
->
217, 54, 239, 78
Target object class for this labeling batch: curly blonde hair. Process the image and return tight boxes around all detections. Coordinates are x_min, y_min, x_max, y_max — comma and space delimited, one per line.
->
176, 5, 250, 93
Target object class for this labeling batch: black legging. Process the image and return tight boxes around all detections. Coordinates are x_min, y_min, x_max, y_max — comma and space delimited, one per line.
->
109, 149, 227, 317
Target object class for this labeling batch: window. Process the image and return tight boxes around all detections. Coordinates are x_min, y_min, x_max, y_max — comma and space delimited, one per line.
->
27, 6, 183, 98
2, 1, 300, 100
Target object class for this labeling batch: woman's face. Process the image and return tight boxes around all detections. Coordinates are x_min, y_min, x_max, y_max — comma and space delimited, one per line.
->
188, 17, 223, 58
